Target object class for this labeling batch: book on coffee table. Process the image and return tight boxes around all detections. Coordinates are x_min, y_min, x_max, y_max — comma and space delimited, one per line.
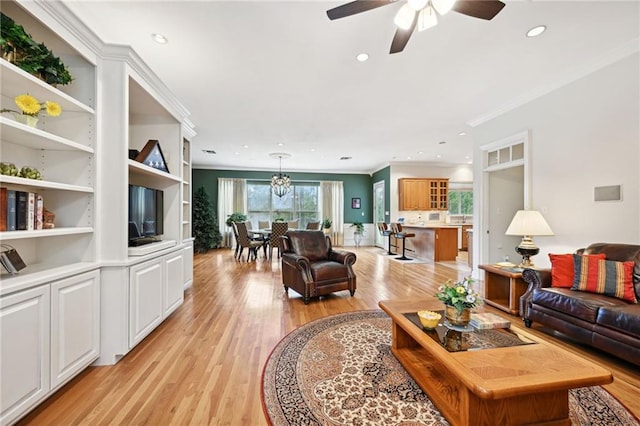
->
470, 312, 511, 330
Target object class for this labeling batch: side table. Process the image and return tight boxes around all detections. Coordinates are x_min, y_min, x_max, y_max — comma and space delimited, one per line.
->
478, 264, 527, 316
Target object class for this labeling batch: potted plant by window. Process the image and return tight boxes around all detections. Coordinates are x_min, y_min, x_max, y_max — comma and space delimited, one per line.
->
322, 218, 332, 235
225, 212, 247, 227
351, 222, 364, 248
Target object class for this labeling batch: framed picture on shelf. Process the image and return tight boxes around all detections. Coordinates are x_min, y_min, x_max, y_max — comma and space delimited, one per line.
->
135, 139, 169, 173
352, 198, 361, 209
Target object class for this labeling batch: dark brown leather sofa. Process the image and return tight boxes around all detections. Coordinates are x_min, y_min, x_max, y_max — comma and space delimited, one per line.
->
520, 243, 640, 366
280, 230, 356, 304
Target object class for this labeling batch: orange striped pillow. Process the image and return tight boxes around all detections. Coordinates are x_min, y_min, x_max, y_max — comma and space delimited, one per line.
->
572, 255, 637, 303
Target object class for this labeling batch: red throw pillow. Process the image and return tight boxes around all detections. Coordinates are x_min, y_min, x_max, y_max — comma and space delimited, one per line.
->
549, 253, 606, 288
572, 255, 637, 303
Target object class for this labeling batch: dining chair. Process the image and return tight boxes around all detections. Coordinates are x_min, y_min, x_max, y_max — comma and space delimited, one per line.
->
306, 221, 321, 230
235, 221, 265, 261
269, 222, 289, 259
231, 222, 241, 258
258, 220, 270, 229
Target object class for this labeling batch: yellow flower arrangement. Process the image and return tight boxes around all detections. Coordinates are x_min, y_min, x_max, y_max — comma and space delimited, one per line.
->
1, 94, 62, 118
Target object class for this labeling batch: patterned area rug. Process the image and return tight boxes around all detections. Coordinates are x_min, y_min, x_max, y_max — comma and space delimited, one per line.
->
261, 310, 639, 425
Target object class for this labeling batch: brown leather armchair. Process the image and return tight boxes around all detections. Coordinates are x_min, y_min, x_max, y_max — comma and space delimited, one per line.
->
280, 230, 357, 304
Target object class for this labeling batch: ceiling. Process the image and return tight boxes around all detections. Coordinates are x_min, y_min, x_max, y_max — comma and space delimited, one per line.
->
61, 1, 639, 174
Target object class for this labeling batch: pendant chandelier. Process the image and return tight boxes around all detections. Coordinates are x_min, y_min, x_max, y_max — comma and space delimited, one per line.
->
270, 153, 291, 198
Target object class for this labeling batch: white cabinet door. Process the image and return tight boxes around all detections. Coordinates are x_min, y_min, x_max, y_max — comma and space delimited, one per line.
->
50, 270, 100, 390
164, 251, 184, 317
183, 242, 194, 289
129, 259, 163, 348
1, 286, 51, 426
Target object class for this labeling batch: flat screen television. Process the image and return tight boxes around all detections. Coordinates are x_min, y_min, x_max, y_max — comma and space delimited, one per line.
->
128, 185, 164, 246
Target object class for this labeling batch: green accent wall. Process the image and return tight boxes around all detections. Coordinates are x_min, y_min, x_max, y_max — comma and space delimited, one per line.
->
192, 169, 378, 224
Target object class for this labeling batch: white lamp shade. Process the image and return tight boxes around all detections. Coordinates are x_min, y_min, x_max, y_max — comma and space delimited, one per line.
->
505, 210, 554, 236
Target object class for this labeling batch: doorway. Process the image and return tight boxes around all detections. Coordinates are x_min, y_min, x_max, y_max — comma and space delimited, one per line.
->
373, 181, 385, 248
480, 131, 530, 268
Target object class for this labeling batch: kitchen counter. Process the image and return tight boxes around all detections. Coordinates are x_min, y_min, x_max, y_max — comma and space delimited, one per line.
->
395, 225, 459, 262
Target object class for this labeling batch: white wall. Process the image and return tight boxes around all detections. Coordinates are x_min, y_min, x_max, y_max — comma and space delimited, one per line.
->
472, 53, 640, 269
389, 163, 473, 222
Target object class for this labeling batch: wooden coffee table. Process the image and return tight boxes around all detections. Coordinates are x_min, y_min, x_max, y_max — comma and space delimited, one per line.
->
379, 298, 613, 426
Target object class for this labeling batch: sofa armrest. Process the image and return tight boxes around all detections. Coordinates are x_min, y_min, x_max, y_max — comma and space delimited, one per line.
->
281, 253, 312, 279
520, 268, 551, 320
329, 249, 357, 266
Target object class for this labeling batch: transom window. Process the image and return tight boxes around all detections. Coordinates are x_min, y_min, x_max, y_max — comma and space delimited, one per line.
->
247, 181, 320, 228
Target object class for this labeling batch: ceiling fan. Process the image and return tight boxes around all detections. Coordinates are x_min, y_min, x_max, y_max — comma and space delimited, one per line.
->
326, 0, 506, 54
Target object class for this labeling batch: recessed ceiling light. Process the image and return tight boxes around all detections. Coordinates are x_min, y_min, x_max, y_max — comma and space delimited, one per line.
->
407, 156, 412, 160
436, 154, 442, 158
526, 25, 547, 38
418, 151, 424, 155
277, 143, 284, 147
458, 131, 467, 136
243, 145, 249, 149
356, 53, 369, 62
151, 33, 168, 44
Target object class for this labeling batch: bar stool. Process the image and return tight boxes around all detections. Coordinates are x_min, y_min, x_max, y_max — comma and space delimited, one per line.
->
391, 223, 415, 261
377, 222, 394, 255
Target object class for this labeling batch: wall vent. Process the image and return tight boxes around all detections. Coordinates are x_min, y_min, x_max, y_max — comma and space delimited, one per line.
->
594, 185, 622, 202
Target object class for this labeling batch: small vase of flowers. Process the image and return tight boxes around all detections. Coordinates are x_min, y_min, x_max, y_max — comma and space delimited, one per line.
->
435, 276, 481, 326
1, 93, 62, 127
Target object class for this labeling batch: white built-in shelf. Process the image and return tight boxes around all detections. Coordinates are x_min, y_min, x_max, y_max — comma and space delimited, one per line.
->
0, 175, 94, 192
1, 59, 95, 114
0, 261, 99, 297
0, 227, 93, 241
0, 117, 94, 153
128, 159, 181, 183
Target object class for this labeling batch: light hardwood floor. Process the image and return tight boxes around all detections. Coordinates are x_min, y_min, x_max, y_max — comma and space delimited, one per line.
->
19, 247, 640, 425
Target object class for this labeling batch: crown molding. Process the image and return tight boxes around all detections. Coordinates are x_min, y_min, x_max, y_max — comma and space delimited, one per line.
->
100, 44, 191, 122
468, 38, 640, 128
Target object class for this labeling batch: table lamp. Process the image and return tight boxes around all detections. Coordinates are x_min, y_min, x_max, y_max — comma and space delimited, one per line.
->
505, 210, 554, 268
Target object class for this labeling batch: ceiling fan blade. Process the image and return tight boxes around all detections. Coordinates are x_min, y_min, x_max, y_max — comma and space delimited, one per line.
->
389, 12, 417, 54
452, 0, 506, 20
327, 0, 395, 20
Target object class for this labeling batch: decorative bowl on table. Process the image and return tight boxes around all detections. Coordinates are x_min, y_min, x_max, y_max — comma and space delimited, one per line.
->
417, 310, 442, 330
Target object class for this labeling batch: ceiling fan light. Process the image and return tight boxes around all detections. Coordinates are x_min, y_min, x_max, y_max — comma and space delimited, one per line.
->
408, 0, 429, 11
418, 6, 438, 31
394, 4, 415, 30
432, 0, 456, 15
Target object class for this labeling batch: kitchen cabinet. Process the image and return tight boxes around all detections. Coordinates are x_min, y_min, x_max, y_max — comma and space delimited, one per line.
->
401, 226, 458, 261
398, 178, 449, 211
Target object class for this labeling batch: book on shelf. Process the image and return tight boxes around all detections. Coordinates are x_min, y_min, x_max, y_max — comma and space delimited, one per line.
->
34, 193, 44, 230
470, 312, 511, 330
16, 191, 28, 230
6, 190, 16, 231
26, 192, 35, 231
0, 188, 6, 232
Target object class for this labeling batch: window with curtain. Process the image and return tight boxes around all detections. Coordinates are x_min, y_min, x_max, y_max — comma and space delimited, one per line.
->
246, 181, 319, 228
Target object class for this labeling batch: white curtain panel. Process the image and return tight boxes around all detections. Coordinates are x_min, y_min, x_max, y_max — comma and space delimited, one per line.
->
218, 178, 247, 248
320, 181, 344, 246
